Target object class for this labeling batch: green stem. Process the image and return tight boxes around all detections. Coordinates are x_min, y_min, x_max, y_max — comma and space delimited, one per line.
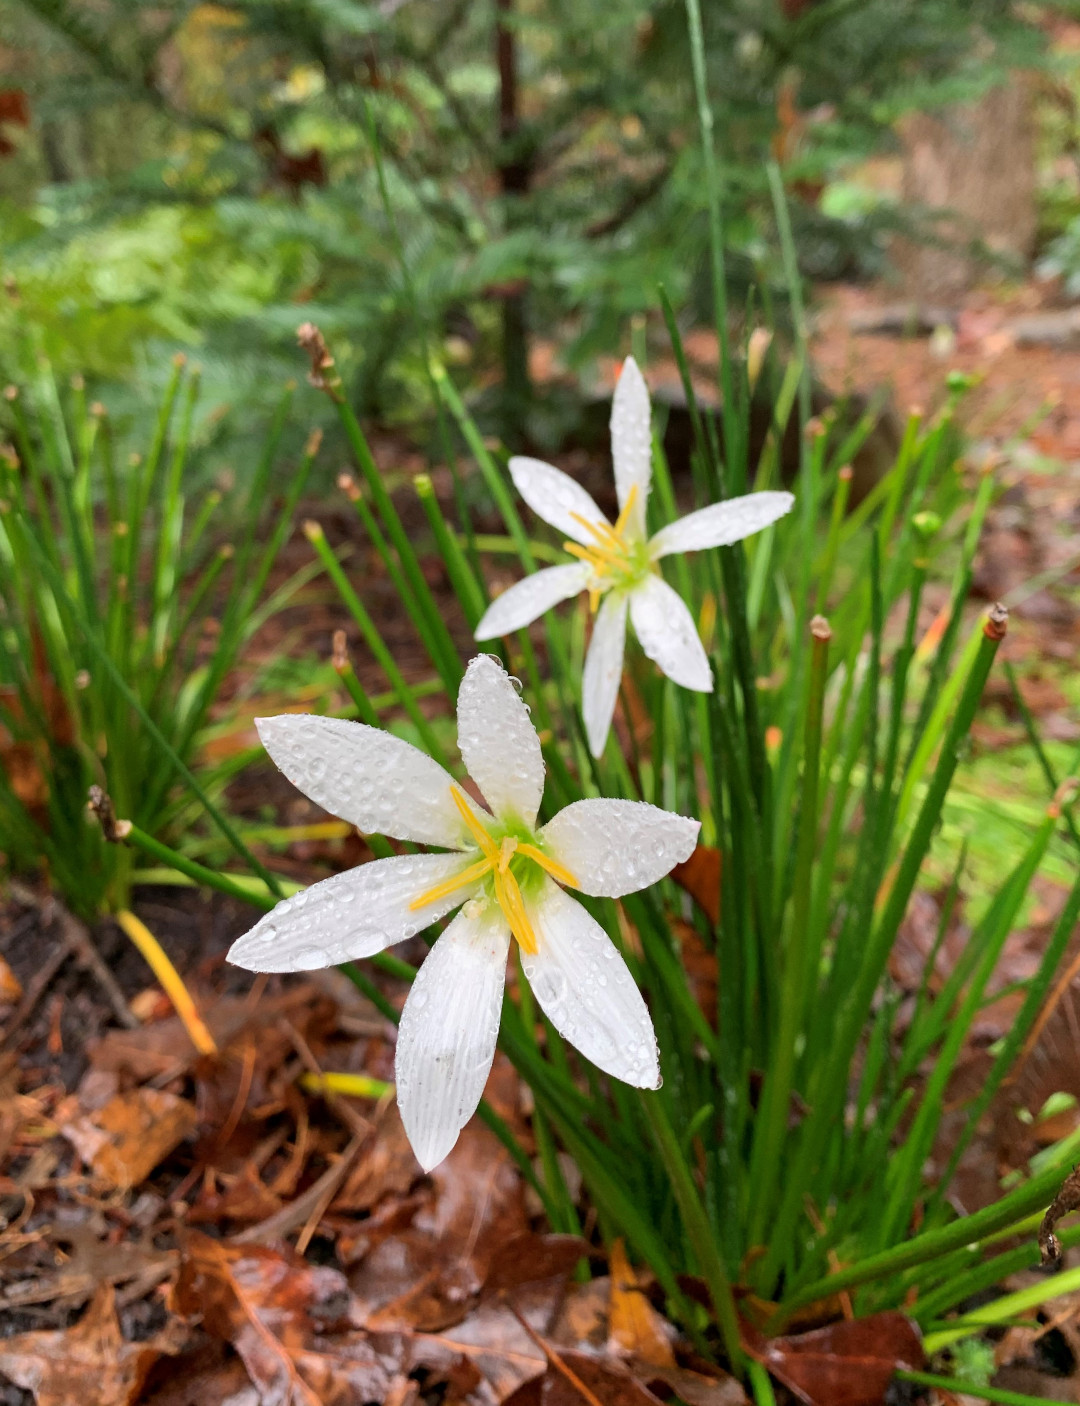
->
304, 522, 447, 764
897, 1371, 1073, 1406
640, 1093, 744, 1374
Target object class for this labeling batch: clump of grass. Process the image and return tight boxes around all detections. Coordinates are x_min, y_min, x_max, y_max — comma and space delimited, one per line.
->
0, 353, 319, 917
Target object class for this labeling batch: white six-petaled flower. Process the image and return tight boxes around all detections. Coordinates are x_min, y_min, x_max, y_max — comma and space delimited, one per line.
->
474, 356, 795, 756
228, 654, 699, 1171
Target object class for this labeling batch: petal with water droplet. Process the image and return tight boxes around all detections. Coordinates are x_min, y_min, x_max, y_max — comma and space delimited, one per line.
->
509, 457, 611, 546
255, 714, 482, 848
582, 590, 628, 758
521, 879, 660, 1089
395, 903, 510, 1171
629, 574, 712, 692
474, 563, 590, 640
457, 654, 545, 826
610, 357, 652, 539
540, 798, 699, 898
227, 852, 481, 973
649, 490, 794, 559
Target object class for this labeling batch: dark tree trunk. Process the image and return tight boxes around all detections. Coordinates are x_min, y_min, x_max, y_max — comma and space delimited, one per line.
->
894, 75, 1037, 301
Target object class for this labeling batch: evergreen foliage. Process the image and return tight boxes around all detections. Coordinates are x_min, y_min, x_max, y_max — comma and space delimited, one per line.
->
0, 0, 1062, 445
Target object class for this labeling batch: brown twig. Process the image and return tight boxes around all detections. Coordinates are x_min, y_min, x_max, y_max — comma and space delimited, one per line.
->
506, 1302, 606, 1406
55, 906, 139, 1030
1039, 1164, 1080, 1267
1, 938, 71, 1048
231, 1131, 366, 1246
87, 785, 132, 842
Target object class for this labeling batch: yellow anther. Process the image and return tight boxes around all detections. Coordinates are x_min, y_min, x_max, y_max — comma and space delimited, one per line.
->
517, 842, 579, 890
614, 482, 640, 536
450, 784, 498, 861
589, 587, 601, 614
409, 854, 493, 911
564, 539, 620, 573
412, 787, 555, 956
568, 510, 622, 549
494, 867, 538, 955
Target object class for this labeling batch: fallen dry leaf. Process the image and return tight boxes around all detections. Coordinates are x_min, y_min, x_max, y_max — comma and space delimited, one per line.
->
671, 845, 721, 925
744, 1312, 924, 1406
175, 1230, 391, 1406
486, 1234, 589, 1296
502, 1346, 670, 1405
61, 1087, 197, 1189
607, 1239, 675, 1368
0, 953, 22, 1004
0, 1283, 181, 1406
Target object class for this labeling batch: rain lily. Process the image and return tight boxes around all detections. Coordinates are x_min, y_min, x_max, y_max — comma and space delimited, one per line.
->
474, 356, 794, 755
228, 654, 699, 1170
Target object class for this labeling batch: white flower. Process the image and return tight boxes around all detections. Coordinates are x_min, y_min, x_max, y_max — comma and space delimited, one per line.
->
474, 356, 794, 756
228, 654, 699, 1171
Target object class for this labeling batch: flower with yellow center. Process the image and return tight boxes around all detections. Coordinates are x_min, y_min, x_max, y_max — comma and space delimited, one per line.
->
474, 356, 795, 756
228, 654, 699, 1170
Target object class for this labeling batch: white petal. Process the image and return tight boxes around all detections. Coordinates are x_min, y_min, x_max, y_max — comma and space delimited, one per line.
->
255, 715, 480, 849
539, 799, 700, 898
610, 357, 652, 538
456, 654, 545, 826
629, 575, 712, 693
649, 490, 794, 559
395, 903, 510, 1171
227, 852, 480, 973
474, 563, 590, 640
582, 590, 628, 758
509, 457, 611, 546
522, 879, 659, 1089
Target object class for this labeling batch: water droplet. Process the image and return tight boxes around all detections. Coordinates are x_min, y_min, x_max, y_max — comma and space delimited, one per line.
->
294, 945, 330, 968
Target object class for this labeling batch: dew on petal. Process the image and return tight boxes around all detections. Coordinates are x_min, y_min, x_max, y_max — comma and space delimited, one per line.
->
294, 945, 330, 968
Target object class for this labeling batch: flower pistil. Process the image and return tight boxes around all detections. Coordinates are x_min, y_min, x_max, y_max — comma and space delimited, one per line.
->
408, 784, 578, 956
563, 484, 642, 612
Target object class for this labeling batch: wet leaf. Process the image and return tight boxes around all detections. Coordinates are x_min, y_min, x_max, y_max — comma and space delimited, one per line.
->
503, 1346, 667, 1405
0, 1283, 181, 1406
743, 1312, 924, 1406
189, 1162, 285, 1227
486, 1234, 590, 1296
61, 1087, 197, 1189
332, 1101, 420, 1214
175, 1230, 390, 1406
607, 1239, 675, 1368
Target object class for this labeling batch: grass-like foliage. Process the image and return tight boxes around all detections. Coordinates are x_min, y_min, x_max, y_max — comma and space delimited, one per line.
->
113, 309, 1080, 1383
0, 352, 319, 917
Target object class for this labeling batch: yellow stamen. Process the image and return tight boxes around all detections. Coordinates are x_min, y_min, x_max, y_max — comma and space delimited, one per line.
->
564, 539, 620, 572
408, 854, 494, 911
450, 784, 498, 861
589, 587, 601, 614
614, 482, 639, 536
568, 510, 622, 549
415, 787, 553, 957
494, 867, 538, 955
517, 842, 579, 889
